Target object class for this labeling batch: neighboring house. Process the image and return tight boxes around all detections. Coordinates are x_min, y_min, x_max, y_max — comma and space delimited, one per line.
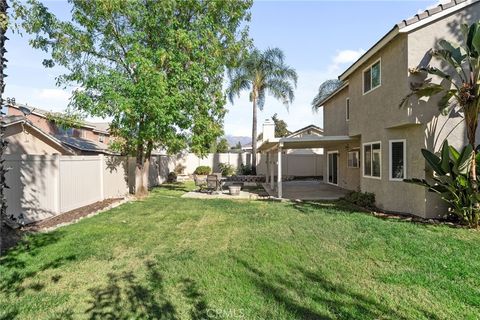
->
2, 115, 74, 155
6, 104, 113, 155
286, 124, 324, 155
259, 0, 480, 218
286, 124, 323, 138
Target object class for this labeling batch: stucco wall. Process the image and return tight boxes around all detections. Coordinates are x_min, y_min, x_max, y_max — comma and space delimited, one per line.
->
323, 142, 360, 191
323, 86, 349, 136
5, 123, 68, 155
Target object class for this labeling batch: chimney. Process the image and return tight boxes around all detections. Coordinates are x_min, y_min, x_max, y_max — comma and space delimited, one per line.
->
262, 118, 275, 142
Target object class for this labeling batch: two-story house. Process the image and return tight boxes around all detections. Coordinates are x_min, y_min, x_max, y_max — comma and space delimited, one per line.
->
259, 0, 480, 218
6, 104, 113, 155
318, 0, 480, 218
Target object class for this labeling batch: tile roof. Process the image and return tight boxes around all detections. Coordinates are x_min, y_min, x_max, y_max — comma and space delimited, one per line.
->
9, 104, 110, 134
287, 125, 324, 138
396, 0, 468, 29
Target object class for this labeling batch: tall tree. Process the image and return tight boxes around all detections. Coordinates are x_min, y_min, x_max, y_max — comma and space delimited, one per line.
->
401, 21, 480, 191
215, 138, 229, 153
271, 113, 290, 137
0, 0, 8, 254
13, 0, 252, 195
311, 79, 343, 109
227, 47, 297, 174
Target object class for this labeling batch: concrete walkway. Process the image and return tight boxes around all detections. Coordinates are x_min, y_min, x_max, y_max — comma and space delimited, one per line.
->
263, 180, 349, 200
182, 189, 263, 200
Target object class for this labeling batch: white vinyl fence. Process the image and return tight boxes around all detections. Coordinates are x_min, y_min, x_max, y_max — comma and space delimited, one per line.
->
4, 152, 323, 223
152, 152, 324, 178
5, 154, 130, 223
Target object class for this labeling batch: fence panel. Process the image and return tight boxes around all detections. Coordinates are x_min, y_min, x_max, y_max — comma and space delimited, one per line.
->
59, 156, 103, 212
104, 156, 129, 199
5, 155, 59, 223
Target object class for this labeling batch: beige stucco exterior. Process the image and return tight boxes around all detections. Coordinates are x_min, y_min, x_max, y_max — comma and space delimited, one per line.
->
321, 1, 480, 218
5, 123, 72, 155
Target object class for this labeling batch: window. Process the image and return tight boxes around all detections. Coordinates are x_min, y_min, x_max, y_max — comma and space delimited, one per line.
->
389, 140, 406, 181
346, 98, 350, 121
363, 142, 381, 178
363, 60, 381, 94
99, 134, 105, 143
57, 126, 74, 136
347, 150, 359, 168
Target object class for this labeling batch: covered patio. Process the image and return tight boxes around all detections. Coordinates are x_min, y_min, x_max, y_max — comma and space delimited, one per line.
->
258, 135, 359, 199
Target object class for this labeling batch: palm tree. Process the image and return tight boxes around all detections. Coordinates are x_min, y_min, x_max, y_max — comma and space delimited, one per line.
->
227, 47, 297, 174
401, 21, 480, 189
311, 79, 343, 109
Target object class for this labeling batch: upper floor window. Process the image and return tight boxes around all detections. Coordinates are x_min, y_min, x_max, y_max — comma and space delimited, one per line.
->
57, 126, 74, 136
99, 134, 105, 143
346, 98, 350, 121
363, 59, 381, 94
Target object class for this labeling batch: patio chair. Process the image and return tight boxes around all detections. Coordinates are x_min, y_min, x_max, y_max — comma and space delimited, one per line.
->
206, 174, 223, 194
193, 174, 207, 191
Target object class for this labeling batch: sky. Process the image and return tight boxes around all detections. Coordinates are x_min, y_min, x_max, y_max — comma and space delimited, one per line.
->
4, 0, 441, 138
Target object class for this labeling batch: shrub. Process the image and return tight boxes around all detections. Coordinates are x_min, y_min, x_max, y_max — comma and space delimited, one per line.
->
167, 172, 177, 183
174, 163, 186, 174
218, 163, 235, 176
194, 166, 211, 175
405, 140, 480, 227
344, 191, 375, 209
238, 164, 253, 175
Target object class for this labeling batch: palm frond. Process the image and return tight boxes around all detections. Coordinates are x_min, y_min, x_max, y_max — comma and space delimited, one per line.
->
226, 68, 251, 104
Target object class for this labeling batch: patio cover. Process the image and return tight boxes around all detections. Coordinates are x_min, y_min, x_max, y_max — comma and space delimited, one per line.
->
257, 135, 359, 198
257, 135, 358, 152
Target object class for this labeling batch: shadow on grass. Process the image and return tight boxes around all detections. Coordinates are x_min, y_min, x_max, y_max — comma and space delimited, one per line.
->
86, 260, 214, 320
233, 257, 438, 319
0, 231, 77, 297
153, 183, 192, 194
288, 200, 367, 215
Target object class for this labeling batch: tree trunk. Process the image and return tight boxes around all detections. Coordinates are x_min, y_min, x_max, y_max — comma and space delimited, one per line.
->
465, 107, 478, 191
135, 142, 149, 197
251, 91, 257, 175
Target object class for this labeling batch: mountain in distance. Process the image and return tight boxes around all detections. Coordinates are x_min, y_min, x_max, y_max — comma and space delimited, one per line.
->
224, 135, 251, 147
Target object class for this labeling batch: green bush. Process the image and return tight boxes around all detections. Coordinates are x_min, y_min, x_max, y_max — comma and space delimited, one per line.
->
194, 166, 211, 175
218, 163, 235, 176
344, 191, 375, 209
405, 140, 480, 227
238, 164, 253, 175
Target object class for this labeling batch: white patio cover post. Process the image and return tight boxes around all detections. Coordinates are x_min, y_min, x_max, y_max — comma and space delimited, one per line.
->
277, 146, 282, 198
265, 152, 269, 185
270, 151, 275, 189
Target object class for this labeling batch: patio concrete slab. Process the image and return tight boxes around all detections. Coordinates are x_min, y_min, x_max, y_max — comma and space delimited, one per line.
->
182, 189, 262, 200
263, 180, 349, 200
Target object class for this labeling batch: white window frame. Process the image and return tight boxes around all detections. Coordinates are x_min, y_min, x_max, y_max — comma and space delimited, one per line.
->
362, 59, 382, 95
362, 141, 382, 180
346, 97, 350, 121
389, 139, 407, 181
327, 150, 339, 186
347, 150, 359, 168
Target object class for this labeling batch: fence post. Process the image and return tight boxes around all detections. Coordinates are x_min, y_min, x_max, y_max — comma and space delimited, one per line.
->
53, 154, 61, 214
99, 154, 104, 201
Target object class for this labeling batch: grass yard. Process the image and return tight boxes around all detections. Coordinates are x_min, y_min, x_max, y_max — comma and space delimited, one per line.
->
1, 183, 480, 319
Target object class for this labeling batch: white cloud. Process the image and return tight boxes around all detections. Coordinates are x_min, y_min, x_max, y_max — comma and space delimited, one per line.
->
327, 49, 365, 74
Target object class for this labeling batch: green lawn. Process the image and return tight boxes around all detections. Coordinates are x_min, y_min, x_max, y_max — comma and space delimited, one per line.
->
1, 183, 480, 319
